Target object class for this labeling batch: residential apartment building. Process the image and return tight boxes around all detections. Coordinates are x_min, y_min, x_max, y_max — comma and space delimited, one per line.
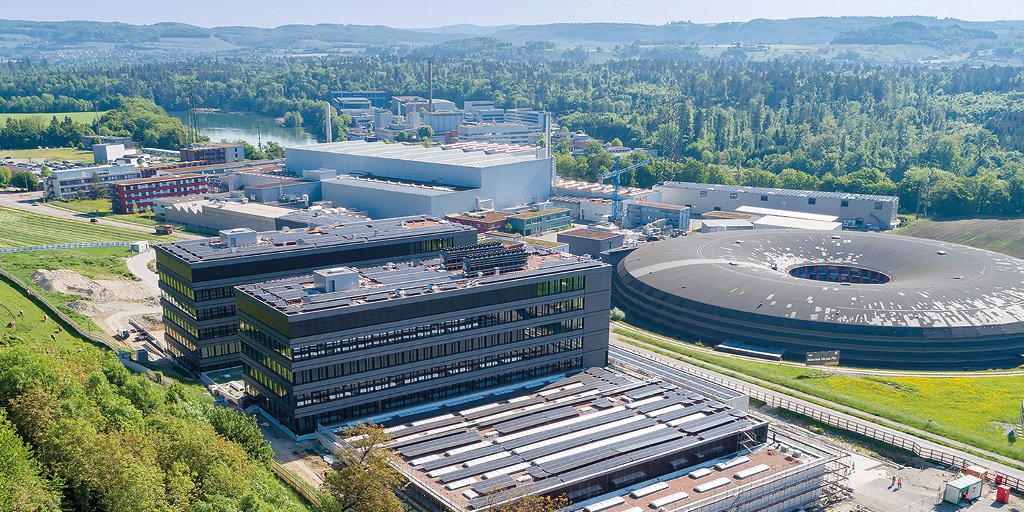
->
179, 142, 245, 165
154, 218, 478, 373
505, 208, 571, 236
44, 164, 148, 199
112, 173, 208, 213
234, 243, 611, 434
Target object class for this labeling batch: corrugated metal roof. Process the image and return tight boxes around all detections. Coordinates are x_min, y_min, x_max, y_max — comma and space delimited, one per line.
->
659, 181, 899, 202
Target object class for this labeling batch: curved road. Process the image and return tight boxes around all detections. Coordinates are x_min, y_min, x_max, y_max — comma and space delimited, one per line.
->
126, 249, 159, 289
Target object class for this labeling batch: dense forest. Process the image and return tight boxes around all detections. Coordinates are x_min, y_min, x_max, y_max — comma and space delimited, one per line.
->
3, 56, 1024, 215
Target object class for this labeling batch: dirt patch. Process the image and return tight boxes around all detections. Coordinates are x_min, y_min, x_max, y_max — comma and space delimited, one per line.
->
31, 269, 154, 301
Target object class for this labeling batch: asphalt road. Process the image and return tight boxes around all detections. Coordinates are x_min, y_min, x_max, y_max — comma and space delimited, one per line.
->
126, 249, 159, 289
608, 340, 1024, 485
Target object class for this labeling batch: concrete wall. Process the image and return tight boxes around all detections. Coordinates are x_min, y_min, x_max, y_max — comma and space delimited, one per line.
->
164, 204, 282, 232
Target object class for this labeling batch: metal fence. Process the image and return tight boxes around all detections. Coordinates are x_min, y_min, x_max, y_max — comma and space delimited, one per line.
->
271, 461, 322, 508
0, 241, 131, 254
612, 346, 1024, 492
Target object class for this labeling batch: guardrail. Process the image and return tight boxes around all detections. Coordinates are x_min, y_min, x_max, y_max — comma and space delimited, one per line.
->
271, 461, 322, 508
613, 346, 1024, 492
0, 241, 131, 253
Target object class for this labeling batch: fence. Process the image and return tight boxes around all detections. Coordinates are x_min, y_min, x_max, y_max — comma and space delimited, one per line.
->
612, 346, 1024, 493
271, 461, 322, 508
0, 241, 131, 254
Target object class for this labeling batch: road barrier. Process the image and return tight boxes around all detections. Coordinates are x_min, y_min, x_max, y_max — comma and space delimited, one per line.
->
613, 345, 1024, 492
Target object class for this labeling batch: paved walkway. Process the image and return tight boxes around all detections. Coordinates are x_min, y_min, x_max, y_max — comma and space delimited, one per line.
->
609, 340, 1024, 485
126, 249, 159, 289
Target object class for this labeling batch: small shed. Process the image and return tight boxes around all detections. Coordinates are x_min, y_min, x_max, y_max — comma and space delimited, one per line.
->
130, 240, 150, 253
944, 475, 984, 505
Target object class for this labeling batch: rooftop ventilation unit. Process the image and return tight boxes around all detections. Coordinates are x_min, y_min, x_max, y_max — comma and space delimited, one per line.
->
219, 228, 258, 247
313, 267, 360, 293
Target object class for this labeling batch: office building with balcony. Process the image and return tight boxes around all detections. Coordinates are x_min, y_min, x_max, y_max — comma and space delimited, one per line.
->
154, 217, 477, 373
234, 243, 611, 435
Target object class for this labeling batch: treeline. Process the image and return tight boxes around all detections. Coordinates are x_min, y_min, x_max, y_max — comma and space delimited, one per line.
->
0, 96, 196, 150
4, 57, 1024, 214
0, 339, 307, 511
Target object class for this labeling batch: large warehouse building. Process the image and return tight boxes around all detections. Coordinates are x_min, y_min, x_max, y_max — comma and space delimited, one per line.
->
614, 231, 1024, 370
655, 182, 899, 230
154, 217, 477, 373
234, 243, 611, 435
285, 141, 553, 218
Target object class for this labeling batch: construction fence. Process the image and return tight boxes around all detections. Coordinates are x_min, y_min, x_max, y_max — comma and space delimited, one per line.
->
0, 241, 131, 254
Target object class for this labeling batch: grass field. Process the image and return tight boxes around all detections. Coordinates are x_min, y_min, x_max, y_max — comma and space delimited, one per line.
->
0, 205, 171, 248
616, 327, 1024, 463
54, 198, 168, 227
0, 111, 105, 124
895, 218, 1024, 259
0, 147, 94, 163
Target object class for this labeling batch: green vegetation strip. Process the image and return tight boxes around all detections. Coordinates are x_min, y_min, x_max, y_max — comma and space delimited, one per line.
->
0, 205, 169, 247
614, 327, 1024, 464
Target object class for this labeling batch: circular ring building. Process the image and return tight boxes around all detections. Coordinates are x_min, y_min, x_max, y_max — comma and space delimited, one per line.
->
613, 231, 1024, 370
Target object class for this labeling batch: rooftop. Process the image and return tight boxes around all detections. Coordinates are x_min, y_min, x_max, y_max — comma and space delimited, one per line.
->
559, 229, 622, 241
373, 368, 767, 511
327, 175, 467, 196
114, 173, 206, 186
156, 216, 471, 264
236, 248, 600, 315
751, 216, 842, 230
701, 219, 754, 227
508, 208, 569, 220
245, 180, 311, 190
734, 205, 839, 222
658, 181, 899, 203
187, 142, 243, 149
289, 141, 542, 167
632, 202, 689, 211
443, 142, 539, 155
447, 211, 509, 223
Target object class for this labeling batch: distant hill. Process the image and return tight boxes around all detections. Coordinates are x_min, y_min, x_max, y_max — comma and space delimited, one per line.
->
1, 16, 1023, 64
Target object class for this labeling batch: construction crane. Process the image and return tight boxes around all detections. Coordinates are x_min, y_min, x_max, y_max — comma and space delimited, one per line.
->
599, 157, 650, 221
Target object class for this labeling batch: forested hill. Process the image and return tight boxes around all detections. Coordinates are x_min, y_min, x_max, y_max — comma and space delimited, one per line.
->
3, 16, 1024, 64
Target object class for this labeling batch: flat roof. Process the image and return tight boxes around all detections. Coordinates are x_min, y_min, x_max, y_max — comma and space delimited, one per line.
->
447, 212, 509, 223
289, 141, 542, 168
373, 368, 767, 511
236, 250, 601, 315
632, 202, 689, 211
658, 181, 898, 203
508, 208, 568, 220
752, 216, 842, 230
701, 219, 753, 227
245, 180, 311, 190
115, 173, 206, 186
735, 205, 839, 222
156, 216, 472, 264
559, 229, 622, 241
326, 175, 466, 196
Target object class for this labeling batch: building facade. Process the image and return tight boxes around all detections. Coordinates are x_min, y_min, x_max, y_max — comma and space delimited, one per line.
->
333, 90, 387, 109
505, 208, 571, 236
44, 164, 148, 199
623, 202, 691, 230
112, 173, 208, 213
154, 218, 478, 373
656, 182, 899, 230
557, 229, 624, 257
180, 143, 245, 165
457, 123, 543, 145
81, 135, 132, 149
234, 244, 611, 435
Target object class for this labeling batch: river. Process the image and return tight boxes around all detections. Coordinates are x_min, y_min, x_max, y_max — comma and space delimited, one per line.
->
169, 111, 316, 148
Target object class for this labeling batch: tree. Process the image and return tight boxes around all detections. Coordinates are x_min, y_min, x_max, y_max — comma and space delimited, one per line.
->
39, 166, 50, 178
486, 486, 571, 512
11, 171, 38, 191
395, 131, 409, 142
0, 166, 10, 186
610, 138, 623, 147
205, 407, 274, 466
417, 125, 434, 141
322, 423, 403, 512
87, 174, 107, 199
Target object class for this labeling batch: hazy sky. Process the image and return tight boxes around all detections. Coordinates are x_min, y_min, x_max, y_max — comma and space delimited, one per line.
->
9, 0, 1024, 28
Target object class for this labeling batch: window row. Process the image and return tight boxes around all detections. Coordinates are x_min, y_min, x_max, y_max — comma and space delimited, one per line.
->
244, 364, 291, 401
162, 307, 237, 340
244, 343, 294, 382
289, 357, 583, 433
240, 320, 293, 359
291, 298, 585, 361
290, 318, 585, 385
295, 338, 583, 408
165, 326, 197, 352
200, 341, 240, 359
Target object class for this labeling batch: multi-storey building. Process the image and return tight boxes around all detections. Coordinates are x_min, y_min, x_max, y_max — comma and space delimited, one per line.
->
81, 135, 133, 149
234, 243, 611, 435
111, 173, 208, 213
154, 217, 477, 373
623, 202, 691, 230
504, 208, 571, 236
444, 211, 509, 233
179, 142, 245, 165
333, 90, 387, 109
44, 164, 148, 199
457, 122, 544, 145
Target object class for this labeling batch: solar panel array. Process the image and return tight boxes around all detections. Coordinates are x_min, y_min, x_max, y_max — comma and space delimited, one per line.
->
381, 368, 767, 510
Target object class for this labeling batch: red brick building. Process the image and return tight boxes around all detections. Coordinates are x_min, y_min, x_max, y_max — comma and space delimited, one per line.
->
444, 211, 509, 233
112, 174, 208, 213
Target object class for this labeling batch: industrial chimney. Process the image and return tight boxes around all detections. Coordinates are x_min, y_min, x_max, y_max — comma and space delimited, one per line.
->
325, 101, 332, 143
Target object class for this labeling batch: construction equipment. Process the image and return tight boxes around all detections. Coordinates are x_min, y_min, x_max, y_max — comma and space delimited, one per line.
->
599, 157, 650, 221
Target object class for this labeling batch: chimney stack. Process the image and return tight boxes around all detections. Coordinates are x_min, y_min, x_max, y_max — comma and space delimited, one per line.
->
325, 101, 332, 143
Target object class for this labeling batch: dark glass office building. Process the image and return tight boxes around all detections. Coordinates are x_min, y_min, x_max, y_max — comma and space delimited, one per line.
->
154, 217, 478, 373
234, 245, 611, 435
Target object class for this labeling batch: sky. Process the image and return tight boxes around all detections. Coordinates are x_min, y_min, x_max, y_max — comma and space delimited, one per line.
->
9, 0, 1024, 29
